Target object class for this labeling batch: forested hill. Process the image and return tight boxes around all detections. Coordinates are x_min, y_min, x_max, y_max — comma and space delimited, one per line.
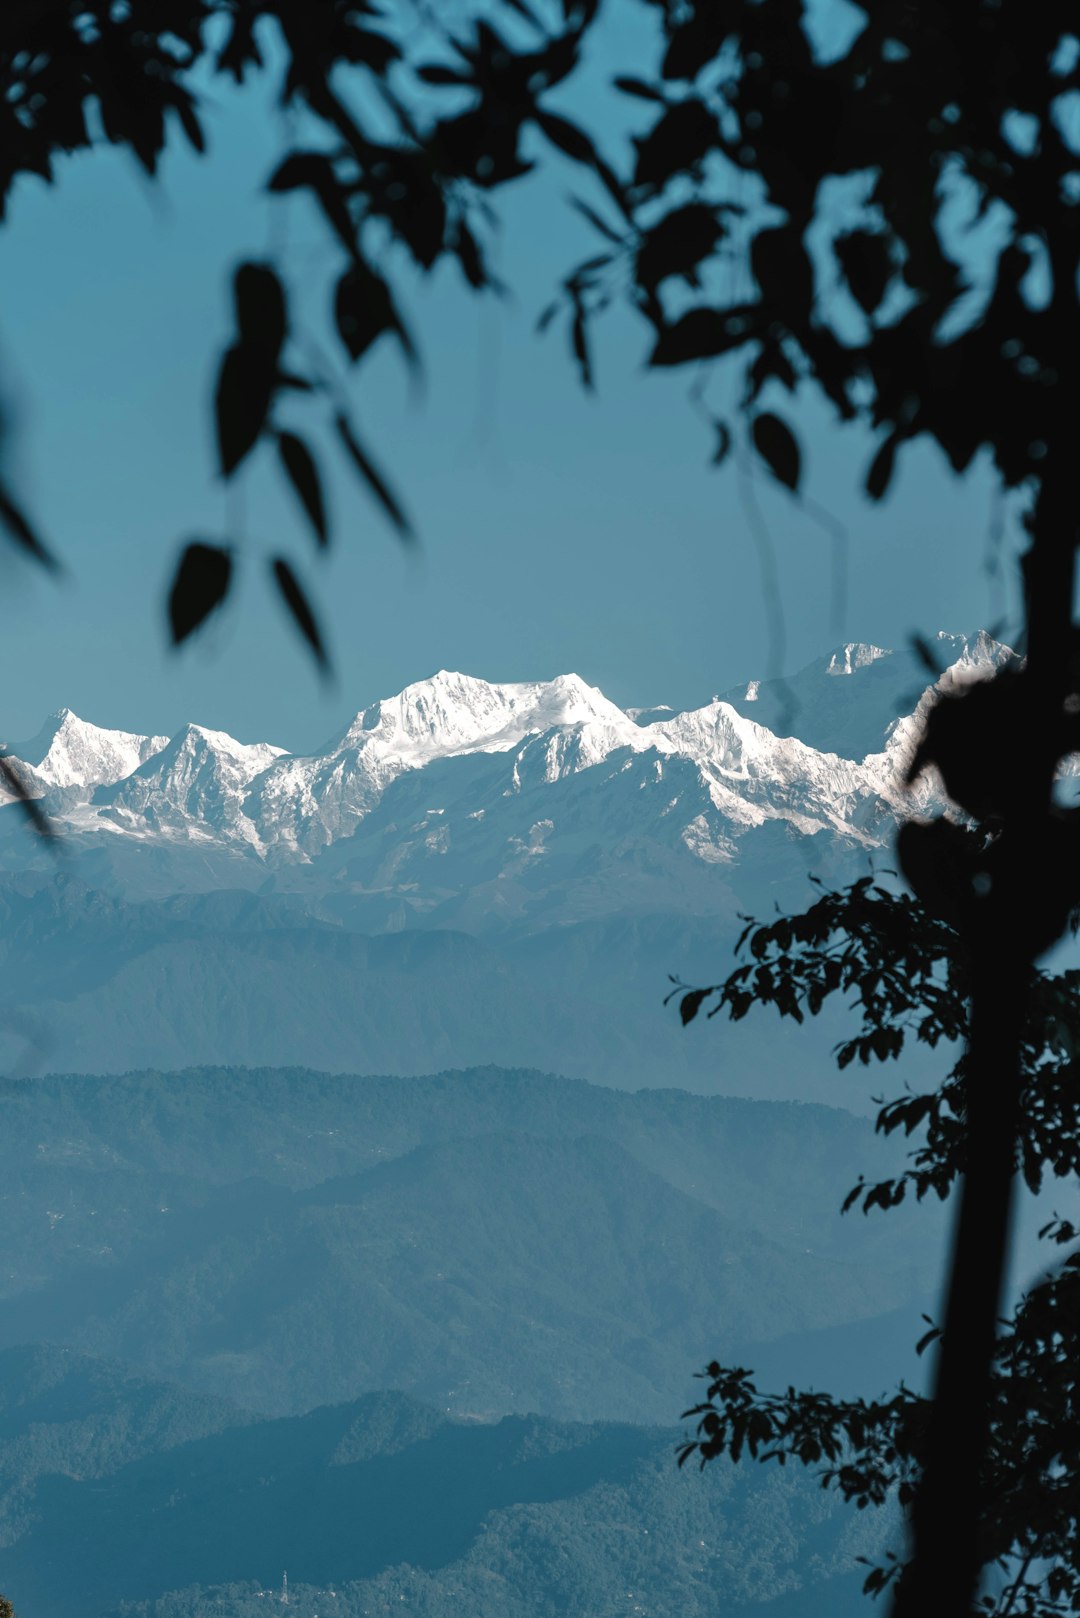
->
0, 1347, 884, 1618
0, 1066, 937, 1420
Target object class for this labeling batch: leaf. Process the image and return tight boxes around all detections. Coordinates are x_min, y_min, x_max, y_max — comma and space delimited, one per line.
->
334, 414, 414, 542
214, 343, 278, 477
0, 754, 57, 843
535, 111, 598, 167
416, 63, 468, 86
0, 482, 60, 572
752, 412, 801, 493
649, 306, 757, 367
712, 421, 733, 467
334, 264, 416, 368
233, 262, 287, 358
278, 432, 328, 548
569, 195, 624, 244
834, 230, 894, 316
636, 203, 725, 293
613, 75, 665, 102
680, 988, 711, 1025
633, 101, 720, 191
571, 306, 593, 390
866, 435, 898, 501
167, 541, 233, 644
271, 556, 329, 672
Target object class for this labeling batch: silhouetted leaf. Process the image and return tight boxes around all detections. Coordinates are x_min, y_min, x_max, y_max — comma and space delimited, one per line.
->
233, 262, 287, 358
751, 413, 801, 493
834, 230, 894, 317
569, 195, 624, 244
613, 76, 665, 102
636, 203, 725, 293
278, 432, 328, 548
712, 421, 733, 467
0, 483, 60, 572
334, 264, 416, 368
866, 435, 898, 501
167, 541, 233, 644
633, 101, 720, 191
649, 306, 757, 367
571, 306, 593, 389
536, 111, 598, 167
214, 344, 277, 477
680, 988, 711, 1025
416, 63, 469, 87
0, 754, 57, 843
334, 414, 415, 542
271, 556, 329, 671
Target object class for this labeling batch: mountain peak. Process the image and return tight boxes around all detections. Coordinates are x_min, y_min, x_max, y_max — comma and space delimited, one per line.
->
825, 644, 891, 677
1, 710, 168, 796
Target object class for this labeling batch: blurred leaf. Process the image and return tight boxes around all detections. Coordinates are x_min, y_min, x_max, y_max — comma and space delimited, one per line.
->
278, 432, 328, 548
233, 262, 287, 358
0, 754, 57, 844
0, 482, 60, 572
633, 101, 720, 191
636, 202, 725, 293
866, 435, 898, 501
649, 306, 757, 367
334, 414, 415, 542
215, 344, 277, 477
536, 111, 599, 167
334, 263, 417, 368
569, 195, 624, 244
613, 75, 665, 102
712, 420, 733, 467
571, 306, 593, 389
752, 412, 801, 493
271, 556, 329, 672
167, 541, 233, 644
834, 230, 894, 317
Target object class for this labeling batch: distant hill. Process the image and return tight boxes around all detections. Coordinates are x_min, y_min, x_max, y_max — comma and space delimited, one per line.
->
0, 1066, 937, 1420
0, 1353, 888, 1618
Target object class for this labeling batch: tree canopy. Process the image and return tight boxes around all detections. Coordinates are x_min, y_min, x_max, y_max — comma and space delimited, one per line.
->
2, 3, 1079, 1614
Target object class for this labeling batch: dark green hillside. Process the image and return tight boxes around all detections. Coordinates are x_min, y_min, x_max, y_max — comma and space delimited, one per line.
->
0, 1345, 254, 1548
0, 1375, 887, 1618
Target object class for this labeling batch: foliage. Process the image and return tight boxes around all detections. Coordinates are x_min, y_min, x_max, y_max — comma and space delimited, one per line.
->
4, 2, 1076, 660
675, 879, 1080, 1617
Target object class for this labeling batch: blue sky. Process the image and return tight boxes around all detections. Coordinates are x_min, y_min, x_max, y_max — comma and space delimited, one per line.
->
0, 34, 1024, 754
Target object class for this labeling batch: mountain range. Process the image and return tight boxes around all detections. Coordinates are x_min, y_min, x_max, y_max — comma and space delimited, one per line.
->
0, 1346, 884, 1618
0, 632, 1013, 1093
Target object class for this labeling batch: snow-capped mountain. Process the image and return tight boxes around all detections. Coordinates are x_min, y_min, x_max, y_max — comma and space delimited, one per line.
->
0, 632, 1017, 1087
0, 632, 1012, 918
0, 709, 168, 808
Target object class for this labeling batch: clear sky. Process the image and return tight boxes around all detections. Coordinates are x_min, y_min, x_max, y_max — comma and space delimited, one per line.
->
0, 32, 1025, 755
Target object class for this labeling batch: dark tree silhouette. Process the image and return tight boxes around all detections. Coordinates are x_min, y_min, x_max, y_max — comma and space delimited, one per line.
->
674, 878, 1080, 1615
2, 3, 1078, 1613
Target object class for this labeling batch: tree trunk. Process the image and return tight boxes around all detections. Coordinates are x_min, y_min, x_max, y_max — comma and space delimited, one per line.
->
893, 470, 1077, 1617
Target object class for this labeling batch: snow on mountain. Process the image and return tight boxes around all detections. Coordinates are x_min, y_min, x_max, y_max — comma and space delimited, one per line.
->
94, 725, 286, 847
0, 635, 1013, 897
0, 709, 168, 806
244, 671, 647, 856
